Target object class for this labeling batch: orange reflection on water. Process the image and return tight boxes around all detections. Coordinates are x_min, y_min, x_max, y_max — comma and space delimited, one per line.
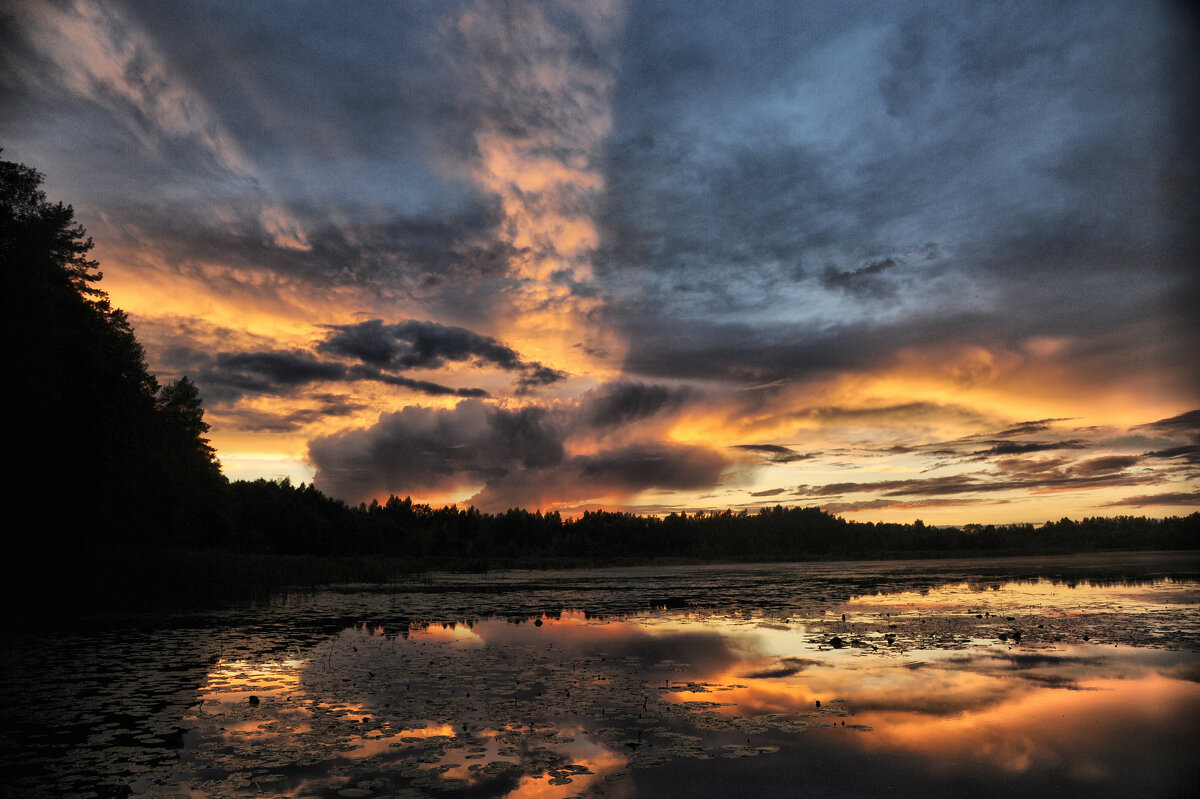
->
668, 647, 1016, 721
395, 723, 457, 739
192, 658, 315, 741
197, 657, 306, 711
848, 577, 1197, 616
505, 746, 626, 798
652, 615, 1200, 784
341, 722, 457, 759
170, 563, 1198, 798
855, 673, 1200, 779
411, 622, 485, 646
537, 610, 592, 626
466, 611, 667, 654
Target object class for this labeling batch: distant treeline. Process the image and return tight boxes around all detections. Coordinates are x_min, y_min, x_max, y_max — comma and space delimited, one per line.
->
211, 481, 1199, 565
3, 151, 1198, 616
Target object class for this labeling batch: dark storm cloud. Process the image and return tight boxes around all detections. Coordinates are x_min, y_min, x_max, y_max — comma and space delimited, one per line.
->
1143, 445, 1200, 465
320, 321, 402, 367
578, 380, 694, 429
1126, 410, 1200, 472
613, 307, 1020, 385
205, 351, 346, 392
193, 349, 488, 402
863, 423, 1087, 461
450, 0, 620, 140
308, 401, 564, 502
1069, 456, 1142, 477
471, 443, 730, 511
171, 316, 570, 406
993, 419, 1073, 437
732, 445, 815, 464
1104, 492, 1200, 508
820, 257, 900, 296
970, 440, 1085, 457
615, 317, 876, 383
322, 320, 525, 371
345, 366, 490, 399
514, 365, 569, 394
132, 0, 478, 197
795, 402, 987, 427
615, 280, 1192, 390
1137, 410, 1200, 442
320, 319, 567, 391
577, 444, 727, 489
597, 0, 1199, 390
308, 398, 732, 508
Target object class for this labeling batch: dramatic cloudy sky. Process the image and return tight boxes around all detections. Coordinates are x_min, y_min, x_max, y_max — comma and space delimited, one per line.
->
3, 0, 1198, 523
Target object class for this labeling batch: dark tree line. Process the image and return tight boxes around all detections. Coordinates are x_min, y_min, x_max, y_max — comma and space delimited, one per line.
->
4, 154, 225, 548
2, 151, 1196, 615
218, 486, 1199, 565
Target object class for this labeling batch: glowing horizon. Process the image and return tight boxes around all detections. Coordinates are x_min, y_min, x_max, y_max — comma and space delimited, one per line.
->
3, 0, 1196, 525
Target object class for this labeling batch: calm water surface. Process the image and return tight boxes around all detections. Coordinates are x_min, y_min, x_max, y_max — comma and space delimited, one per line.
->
2, 553, 1198, 798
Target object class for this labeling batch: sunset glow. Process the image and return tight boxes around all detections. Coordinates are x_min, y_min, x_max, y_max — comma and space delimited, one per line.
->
2, 0, 1195, 523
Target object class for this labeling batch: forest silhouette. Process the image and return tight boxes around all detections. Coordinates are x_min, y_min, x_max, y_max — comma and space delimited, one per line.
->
3, 153, 1196, 614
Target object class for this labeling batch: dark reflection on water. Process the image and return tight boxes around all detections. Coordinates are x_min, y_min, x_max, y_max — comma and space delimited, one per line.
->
1, 552, 1197, 798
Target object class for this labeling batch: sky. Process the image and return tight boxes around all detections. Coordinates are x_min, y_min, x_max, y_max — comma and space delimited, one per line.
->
2, 0, 1198, 524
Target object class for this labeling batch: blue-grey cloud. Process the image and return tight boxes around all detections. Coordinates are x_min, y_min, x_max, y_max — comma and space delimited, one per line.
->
577, 380, 695, 429
308, 398, 731, 508
320, 319, 566, 392
321, 320, 527, 371
594, 0, 1199, 392
193, 349, 489, 402
308, 400, 564, 503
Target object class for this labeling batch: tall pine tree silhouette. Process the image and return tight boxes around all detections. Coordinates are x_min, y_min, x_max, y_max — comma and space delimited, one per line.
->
2, 152, 227, 546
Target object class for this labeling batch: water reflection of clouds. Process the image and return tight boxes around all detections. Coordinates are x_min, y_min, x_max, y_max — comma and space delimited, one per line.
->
413, 621, 485, 646
469, 614, 751, 679
679, 650, 1014, 719
654, 641, 1200, 788
166, 569, 1200, 797
850, 577, 1198, 615
858, 674, 1200, 780
9, 561, 1196, 798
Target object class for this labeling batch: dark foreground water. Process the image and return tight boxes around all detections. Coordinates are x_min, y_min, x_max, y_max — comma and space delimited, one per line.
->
2, 552, 1198, 798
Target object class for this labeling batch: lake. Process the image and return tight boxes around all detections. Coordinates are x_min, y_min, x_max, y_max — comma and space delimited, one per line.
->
2, 552, 1197, 798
